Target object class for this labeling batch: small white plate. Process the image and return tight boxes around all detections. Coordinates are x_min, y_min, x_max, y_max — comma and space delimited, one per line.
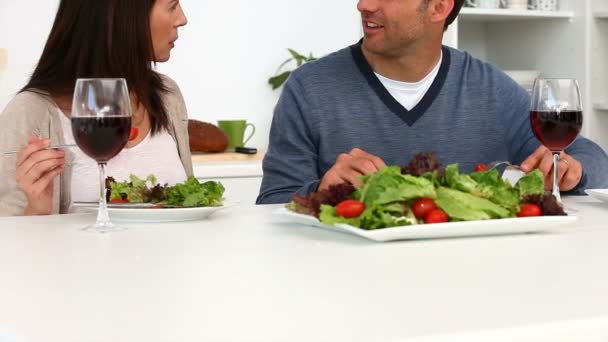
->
76, 201, 235, 223
275, 207, 577, 242
585, 189, 608, 203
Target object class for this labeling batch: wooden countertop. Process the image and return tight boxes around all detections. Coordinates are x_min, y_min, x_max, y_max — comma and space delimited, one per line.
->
191, 152, 264, 163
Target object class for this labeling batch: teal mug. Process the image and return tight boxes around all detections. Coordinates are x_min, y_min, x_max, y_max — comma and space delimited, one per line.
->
217, 120, 256, 150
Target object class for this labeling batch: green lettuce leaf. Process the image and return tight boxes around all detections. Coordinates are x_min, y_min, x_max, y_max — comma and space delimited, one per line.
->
165, 177, 225, 207
319, 202, 419, 230
358, 202, 418, 230
109, 175, 225, 207
446, 164, 519, 212
109, 174, 157, 203
319, 205, 361, 227
470, 169, 520, 212
435, 187, 513, 220
305, 160, 548, 230
516, 169, 545, 199
356, 166, 436, 206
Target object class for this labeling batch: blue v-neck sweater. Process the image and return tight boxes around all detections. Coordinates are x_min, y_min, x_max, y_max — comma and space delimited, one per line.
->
257, 41, 608, 204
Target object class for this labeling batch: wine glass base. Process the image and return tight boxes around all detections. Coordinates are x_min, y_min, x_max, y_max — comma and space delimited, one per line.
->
81, 221, 126, 234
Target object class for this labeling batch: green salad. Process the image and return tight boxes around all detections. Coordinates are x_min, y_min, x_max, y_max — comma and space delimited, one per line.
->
288, 153, 565, 230
106, 174, 225, 207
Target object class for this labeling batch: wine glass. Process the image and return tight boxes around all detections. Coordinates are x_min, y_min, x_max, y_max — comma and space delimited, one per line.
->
71, 78, 132, 232
530, 78, 583, 205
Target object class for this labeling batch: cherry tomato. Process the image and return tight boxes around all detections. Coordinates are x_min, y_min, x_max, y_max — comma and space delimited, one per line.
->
412, 198, 437, 219
517, 203, 542, 217
110, 198, 129, 203
335, 200, 366, 218
129, 127, 139, 141
475, 163, 487, 172
425, 209, 448, 224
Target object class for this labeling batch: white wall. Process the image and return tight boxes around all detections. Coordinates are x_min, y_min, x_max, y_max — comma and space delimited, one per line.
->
457, 21, 488, 61
0, 1, 58, 109
0, 0, 361, 151
157, 0, 361, 150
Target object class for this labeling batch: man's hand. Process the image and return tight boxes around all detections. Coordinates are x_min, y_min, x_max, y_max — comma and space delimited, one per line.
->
319, 148, 386, 191
520, 145, 582, 192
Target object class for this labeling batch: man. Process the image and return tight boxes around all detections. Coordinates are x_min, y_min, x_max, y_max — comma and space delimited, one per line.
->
257, 0, 608, 204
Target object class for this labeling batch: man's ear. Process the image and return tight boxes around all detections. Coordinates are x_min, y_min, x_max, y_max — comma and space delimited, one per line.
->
427, 0, 454, 25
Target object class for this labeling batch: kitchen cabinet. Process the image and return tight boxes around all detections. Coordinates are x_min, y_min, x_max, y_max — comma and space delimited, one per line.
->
590, 0, 608, 147
192, 153, 263, 205
444, 1, 608, 150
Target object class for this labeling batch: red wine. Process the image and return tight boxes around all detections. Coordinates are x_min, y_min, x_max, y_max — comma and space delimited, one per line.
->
72, 116, 132, 163
530, 110, 582, 152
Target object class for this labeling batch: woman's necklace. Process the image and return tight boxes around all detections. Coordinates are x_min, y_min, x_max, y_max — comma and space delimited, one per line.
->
129, 103, 147, 141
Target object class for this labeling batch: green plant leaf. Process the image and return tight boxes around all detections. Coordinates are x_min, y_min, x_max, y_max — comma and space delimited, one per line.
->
275, 57, 294, 75
268, 49, 318, 90
268, 71, 291, 90
287, 48, 305, 59
288, 48, 307, 66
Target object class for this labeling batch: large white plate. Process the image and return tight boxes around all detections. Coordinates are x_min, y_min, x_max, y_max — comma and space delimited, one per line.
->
76, 201, 235, 223
274, 207, 577, 242
585, 189, 608, 203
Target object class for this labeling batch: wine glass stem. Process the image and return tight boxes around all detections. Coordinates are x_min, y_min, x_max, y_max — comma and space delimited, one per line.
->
96, 163, 111, 225
552, 153, 562, 205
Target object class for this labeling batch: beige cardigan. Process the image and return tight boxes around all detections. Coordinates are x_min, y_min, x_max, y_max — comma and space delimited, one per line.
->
0, 75, 193, 216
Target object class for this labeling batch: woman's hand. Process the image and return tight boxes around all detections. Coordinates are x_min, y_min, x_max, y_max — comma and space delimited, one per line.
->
15, 135, 65, 215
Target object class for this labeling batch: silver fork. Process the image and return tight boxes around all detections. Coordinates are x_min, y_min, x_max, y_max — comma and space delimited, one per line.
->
488, 160, 526, 185
1, 144, 77, 155
488, 160, 522, 171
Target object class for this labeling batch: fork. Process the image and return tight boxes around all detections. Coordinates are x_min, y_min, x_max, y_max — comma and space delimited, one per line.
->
488, 160, 522, 171
488, 160, 527, 185
1, 144, 77, 155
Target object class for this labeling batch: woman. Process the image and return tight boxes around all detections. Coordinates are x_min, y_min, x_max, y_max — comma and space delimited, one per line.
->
0, 0, 190, 216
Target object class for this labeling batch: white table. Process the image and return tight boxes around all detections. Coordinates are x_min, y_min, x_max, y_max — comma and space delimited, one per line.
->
0, 197, 607, 342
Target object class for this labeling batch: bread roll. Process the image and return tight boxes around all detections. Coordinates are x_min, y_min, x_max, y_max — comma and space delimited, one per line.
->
188, 120, 229, 153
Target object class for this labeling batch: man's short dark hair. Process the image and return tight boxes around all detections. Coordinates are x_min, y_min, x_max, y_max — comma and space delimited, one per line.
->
445, 0, 465, 29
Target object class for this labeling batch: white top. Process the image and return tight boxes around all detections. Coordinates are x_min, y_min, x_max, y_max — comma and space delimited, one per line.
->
59, 111, 187, 208
0, 196, 607, 341
375, 52, 443, 110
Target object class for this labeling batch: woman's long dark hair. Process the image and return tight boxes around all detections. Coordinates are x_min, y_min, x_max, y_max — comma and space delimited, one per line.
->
22, 0, 170, 134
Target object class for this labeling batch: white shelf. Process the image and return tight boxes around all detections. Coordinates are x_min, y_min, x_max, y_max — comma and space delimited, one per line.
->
460, 8, 574, 22
594, 11, 608, 19
593, 103, 608, 111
